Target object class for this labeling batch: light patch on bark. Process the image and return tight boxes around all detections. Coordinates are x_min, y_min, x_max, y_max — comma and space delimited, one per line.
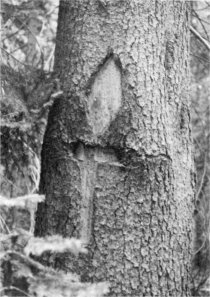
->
75, 143, 123, 243
79, 159, 97, 244
88, 58, 122, 136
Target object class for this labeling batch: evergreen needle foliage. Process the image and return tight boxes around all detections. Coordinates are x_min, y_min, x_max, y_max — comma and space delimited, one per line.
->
0, 194, 109, 297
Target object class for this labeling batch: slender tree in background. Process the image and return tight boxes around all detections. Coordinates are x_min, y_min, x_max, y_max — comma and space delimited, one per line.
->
35, 0, 195, 296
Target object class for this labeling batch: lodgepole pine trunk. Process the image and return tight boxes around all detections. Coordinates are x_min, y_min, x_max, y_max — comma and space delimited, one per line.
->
35, 0, 195, 296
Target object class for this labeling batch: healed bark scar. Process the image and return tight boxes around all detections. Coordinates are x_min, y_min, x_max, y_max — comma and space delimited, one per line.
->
75, 143, 123, 243
87, 57, 122, 136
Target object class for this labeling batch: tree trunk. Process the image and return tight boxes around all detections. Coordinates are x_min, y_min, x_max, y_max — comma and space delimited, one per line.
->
35, 0, 195, 296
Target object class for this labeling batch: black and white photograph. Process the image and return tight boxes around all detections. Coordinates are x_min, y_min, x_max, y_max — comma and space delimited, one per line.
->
0, 0, 210, 296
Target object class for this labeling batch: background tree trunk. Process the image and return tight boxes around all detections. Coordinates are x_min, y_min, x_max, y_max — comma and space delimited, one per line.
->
35, 1, 195, 296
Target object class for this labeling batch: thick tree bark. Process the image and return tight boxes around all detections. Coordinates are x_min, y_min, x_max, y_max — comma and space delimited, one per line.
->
35, 1, 195, 296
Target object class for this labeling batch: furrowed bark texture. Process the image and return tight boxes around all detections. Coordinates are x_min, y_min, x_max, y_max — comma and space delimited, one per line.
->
35, 1, 194, 296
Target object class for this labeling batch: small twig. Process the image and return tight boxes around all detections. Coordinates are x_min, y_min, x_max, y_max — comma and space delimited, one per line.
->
0, 215, 11, 234
2, 15, 30, 42
0, 173, 22, 191
194, 138, 204, 154
190, 52, 210, 64
196, 154, 207, 201
195, 273, 209, 296
46, 5, 59, 17
3, 250, 48, 271
10, 43, 27, 54
192, 9, 210, 41
1, 47, 31, 68
3, 15, 44, 67
0, 286, 31, 297
190, 25, 210, 51
197, 17, 210, 26
194, 3, 210, 11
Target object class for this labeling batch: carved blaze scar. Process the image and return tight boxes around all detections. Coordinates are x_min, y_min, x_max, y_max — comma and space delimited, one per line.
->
88, 57, 122, 135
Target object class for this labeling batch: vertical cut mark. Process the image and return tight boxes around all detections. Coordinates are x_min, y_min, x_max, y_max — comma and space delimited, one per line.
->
80, 159, 97, 243
75, 144, 123, 243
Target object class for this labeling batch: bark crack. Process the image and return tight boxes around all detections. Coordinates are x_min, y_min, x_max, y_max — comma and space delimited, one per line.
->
121, 169, 131, 294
